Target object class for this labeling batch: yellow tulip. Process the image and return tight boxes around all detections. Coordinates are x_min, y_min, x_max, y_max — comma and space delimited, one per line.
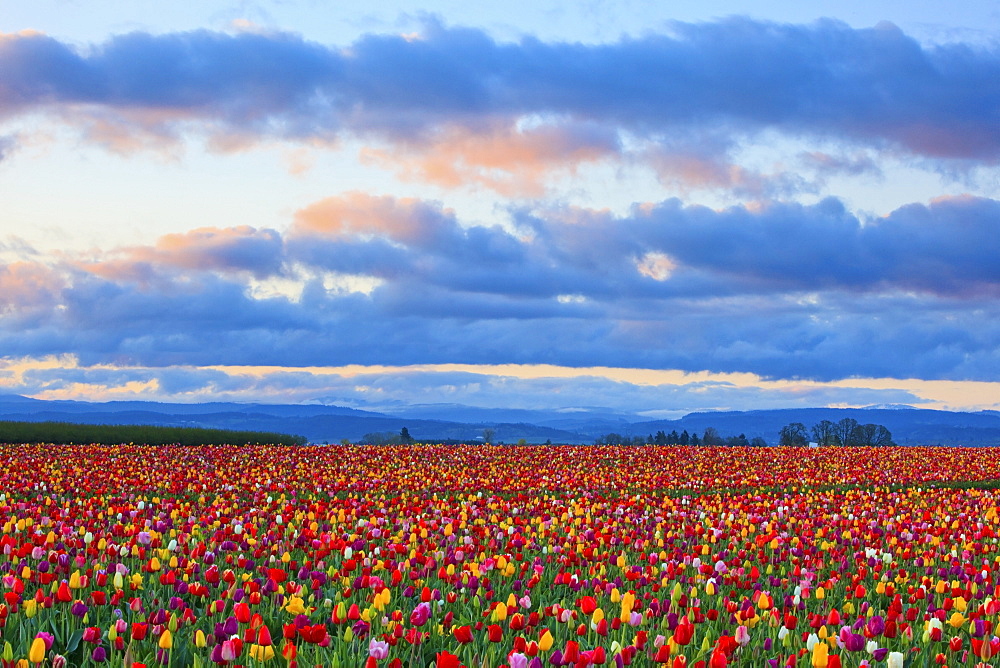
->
250, 645, 275, 661
27, 637, 45, 664
285, 596, 307, 615
811, 640, 829, 668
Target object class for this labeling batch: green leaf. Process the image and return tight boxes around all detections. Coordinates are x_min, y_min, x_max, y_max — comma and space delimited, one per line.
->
66, 628, 84, 654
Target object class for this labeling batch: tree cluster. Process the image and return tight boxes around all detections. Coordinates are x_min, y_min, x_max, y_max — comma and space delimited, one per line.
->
595, 429, 768, 447
361, 427, 415, 445
779, 418, 895, 447
0, 420, 307, 446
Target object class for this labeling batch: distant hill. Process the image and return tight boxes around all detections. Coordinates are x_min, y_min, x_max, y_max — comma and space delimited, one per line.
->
1, 395, 998, 445
0, 395, 584, 443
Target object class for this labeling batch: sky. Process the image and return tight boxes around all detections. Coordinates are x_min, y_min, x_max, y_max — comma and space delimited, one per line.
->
1, 0, 999, 418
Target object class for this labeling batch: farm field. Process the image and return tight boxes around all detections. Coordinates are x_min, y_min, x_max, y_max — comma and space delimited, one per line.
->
3, 444, 1000, 667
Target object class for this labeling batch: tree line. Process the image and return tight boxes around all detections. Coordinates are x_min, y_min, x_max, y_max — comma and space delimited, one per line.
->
0, 420, 308, 446
595, 428, 767, 447
596, 418, 895, 447
779, 418, 894, 447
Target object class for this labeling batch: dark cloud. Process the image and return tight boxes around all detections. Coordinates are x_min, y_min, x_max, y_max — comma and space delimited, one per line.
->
631, 195, 1000, 297
1, 18, 998, 163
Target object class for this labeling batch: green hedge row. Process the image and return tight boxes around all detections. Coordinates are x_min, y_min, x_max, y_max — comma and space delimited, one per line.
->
0, 420, 307, 446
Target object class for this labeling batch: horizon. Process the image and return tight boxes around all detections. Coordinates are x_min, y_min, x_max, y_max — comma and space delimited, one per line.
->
1, 2, 999, 414
4, 389, 998, 418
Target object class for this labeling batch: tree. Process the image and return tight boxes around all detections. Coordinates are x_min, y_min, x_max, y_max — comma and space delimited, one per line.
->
870, 424, 895, 447
749, 436, 768, 447
811, 420, 838, 447
679, 430, 690, 446
516, 438, 528, 446
690, 432, 701, 446
482, 427, 495, 444
702, 427, 722, 446
668, 430, 679, 444
852, 423, 895, 447
654, 430, 667, 445
835, 418, 859, 447
726, 433, 749, 447
779, 422, 809, 447
399, 427, 413, 443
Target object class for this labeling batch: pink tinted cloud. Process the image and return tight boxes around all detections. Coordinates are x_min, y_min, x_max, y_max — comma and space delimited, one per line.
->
0, 262, 64, 311
645, 146, 807, 198
291, 192, 457, 247
359, 121, 620, 196
77, 226, 284, 281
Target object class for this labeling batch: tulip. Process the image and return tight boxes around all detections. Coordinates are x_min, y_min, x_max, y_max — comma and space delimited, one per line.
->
708, 649, 728, 668
249, 645, 275, 661
410, 601, 431, 627
510, 654, 529, 668
436, 652, 463, 668
28, 638, 45, 664
812, 642, 829, 668
453, 625, 474, 643
674, 617, 694, 645
369, 640, 390, 659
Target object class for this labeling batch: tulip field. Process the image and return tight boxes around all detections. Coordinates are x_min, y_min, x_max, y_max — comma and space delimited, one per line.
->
5, 444, 1000, 668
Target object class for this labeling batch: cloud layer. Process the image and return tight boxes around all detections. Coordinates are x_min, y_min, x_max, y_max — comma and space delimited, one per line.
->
1, 18, 999, 192
5, 356, 992, 416
1, 192, 999, 382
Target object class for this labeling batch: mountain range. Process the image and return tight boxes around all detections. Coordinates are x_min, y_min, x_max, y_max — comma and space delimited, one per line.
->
1, 394, 999, 445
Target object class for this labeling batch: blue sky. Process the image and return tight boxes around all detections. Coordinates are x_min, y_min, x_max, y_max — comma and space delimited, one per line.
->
1, 1, 999, 416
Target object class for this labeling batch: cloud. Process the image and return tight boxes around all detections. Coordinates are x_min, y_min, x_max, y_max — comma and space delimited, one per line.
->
0, 261, 65, 314
103, 225, 285, 278
0, 134, 16, 161
2, 191, 1000, 381
359, 119, 621, 196
1, 19, 998, 192
7, 356, 1000, 415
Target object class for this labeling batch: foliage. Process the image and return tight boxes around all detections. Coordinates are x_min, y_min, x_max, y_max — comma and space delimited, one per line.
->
0, 420, 306, 446
779, 421, 809, 446
782, 418, 896, 446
